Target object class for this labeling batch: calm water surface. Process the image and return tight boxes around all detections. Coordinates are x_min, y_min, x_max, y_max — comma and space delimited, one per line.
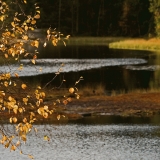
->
1, 39, 160, 92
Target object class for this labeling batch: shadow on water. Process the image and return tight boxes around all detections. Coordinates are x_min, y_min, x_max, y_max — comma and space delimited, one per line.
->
68, 115, 160, 125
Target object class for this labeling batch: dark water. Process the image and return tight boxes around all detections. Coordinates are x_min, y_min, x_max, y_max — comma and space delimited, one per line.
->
1, 37, 160, 159
1, 38, 160, 92
19, 41, 160, 93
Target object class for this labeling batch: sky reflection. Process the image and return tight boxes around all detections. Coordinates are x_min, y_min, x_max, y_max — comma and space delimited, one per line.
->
0, 58, 146, 77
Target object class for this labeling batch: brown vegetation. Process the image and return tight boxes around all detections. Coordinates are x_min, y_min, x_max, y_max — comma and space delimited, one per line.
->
59, 92, 160, 118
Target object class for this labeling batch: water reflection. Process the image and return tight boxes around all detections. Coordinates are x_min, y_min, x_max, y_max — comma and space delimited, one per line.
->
2, 40, 160, 91
0, 58, 146, 77
24, 43, 160, 91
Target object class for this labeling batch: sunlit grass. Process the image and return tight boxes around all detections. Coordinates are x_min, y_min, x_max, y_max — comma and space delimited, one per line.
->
69, 37, 160, 51
109, 38, 160, 51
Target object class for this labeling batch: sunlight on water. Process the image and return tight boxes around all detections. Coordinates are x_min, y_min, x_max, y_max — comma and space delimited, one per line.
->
0, 124, 160, 160
0, 58, 146, 77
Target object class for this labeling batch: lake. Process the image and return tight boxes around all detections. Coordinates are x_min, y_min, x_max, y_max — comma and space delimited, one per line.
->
1, 39, 160, 93
1, 117, 160, 160
1, 38, 160, 159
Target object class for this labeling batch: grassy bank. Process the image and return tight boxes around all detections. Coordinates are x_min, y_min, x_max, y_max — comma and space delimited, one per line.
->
109, 38, 160, 51
69, 37, 160, 51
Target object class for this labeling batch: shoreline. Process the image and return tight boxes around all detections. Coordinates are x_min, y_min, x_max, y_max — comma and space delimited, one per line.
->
45, 92, 160, 120
1, 92, 160, 124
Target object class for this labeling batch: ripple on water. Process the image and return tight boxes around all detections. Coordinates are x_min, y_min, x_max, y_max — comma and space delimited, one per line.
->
0, 124, 160, 160
0, 58, 146, 77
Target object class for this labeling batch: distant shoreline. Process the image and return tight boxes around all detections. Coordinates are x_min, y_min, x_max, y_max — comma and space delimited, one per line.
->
69, 37, 160, 51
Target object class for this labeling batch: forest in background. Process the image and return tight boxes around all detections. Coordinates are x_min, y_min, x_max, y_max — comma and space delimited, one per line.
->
5, 0, 160, 37
37, 0, 159, 37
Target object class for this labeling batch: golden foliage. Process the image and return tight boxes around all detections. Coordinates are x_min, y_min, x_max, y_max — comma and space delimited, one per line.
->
0, 0, 71, 158
69, 88, 74, 94
21, 84, 27, 89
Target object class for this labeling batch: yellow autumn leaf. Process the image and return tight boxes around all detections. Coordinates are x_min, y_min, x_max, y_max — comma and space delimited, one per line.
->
37, 86, 41, 89
13, 105, 18, 109
44, 105, 48, 110
13, 108, 18, 114
4, 54, 8, 58
2, 135, 7, 141
37, 107, 44, 115
10, 33, 15, 37
31, 40, 39, 48
43, 112, 48, 118
34, 14, 40, 19
18, 108, 23, 113
0, 15, 5, 21
22, 35, 28, 40
44, 135, 50, 141
63, 100, 68, 105
40, 92, 45, 98
16, 141, 20, 147
23, 117, 27, 123
76, 94, 80, 99
23, 97, 28, 105
34, 40, 39, 48
12, 117, 17, 123
67, 97, 72, 102
8, 96, 13, 102
11, 22, 15, 27
65, 35, 70, 39
10, 145, 16, 151
21, 84, 27, 89
30, 112, 35, 117
15, 73, 19, 78
24, 52, 29, 57
28, 155, 34, 159
31, 59, 35, 64
9, 117, 12, 123
24, 25, 28, 31
31, 20, 36, 25
57, 115, 60, 120
69, 88, 74, 94
29, 27, 34, 30
5, 142, 10, 148
52, 39, 57, 46
0, 91, 5, 97
33, 55, 37, 59
36, 10, 40, 14
21, 134, 26, 142
47, 29, 50, 35
4, 81, 8, 87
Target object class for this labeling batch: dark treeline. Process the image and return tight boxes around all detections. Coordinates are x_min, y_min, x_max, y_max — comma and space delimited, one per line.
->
31, 0, 159, 37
